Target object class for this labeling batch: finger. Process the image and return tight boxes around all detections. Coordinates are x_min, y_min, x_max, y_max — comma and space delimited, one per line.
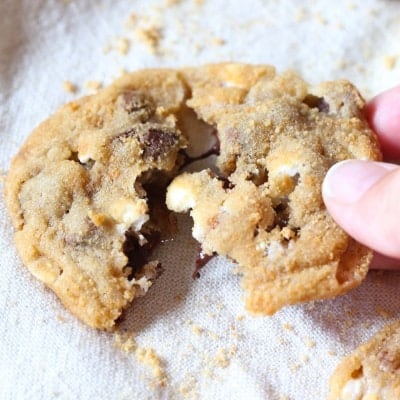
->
322, 160, 400, 259
366, 85, 400, 160
370, 252, 400, 270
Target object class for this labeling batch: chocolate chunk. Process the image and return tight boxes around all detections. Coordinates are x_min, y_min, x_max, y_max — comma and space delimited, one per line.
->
114, 128, 137, 142
123, 230, 161, 278
140, 128, 179, 159
118, 91, 153, 114
303, 94, 330, 113
218, 176, 235, 190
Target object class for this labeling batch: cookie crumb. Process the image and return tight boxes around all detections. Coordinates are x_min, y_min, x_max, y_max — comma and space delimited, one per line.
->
63, 81, 77, 93
191, 324, 203, 336
383, 55, 397, 70
116, 37, 130, 55
124, 13, 138, 30
135, 347, 167, 386
178, 375, 199, 399
328, 350, 337, 356
166, 0, 182, 5
282, 322, 294, 331
304, 337, 316, 348
290, 362, 301, 372
84, 80, 103, 92
57, 314, 66, 323
212, 37, 225, 46
113, 331, 137, 354
135, 26, 162, 53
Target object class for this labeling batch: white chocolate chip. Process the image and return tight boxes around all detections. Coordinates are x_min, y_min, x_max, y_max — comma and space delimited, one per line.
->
166, 180, 196, 212
341, 379, 364, 400
110, 198, 149, 231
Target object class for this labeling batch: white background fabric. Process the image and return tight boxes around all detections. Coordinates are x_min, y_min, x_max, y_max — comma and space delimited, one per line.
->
1, 1, 400, 399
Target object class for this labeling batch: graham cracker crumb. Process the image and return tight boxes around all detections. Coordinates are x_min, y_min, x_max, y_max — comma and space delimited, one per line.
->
328, 350, 337, 356
57, 314, 66, 323
191, 324, 203, 336
116, 37, 130, 55
236, 314, 245, 321
178, 375, 199, 399
294, 7, 305, 22
166, 0, 182, 5
84, 80, 103, 93
212, 37, 225, 46
282, 322, 294, 331
300, 354, 309, 363
208, 331, 220, 341
279, 395, 290, 400
124, 13, 138, 30
113, 331, 137, 354
135, 347, 167, 387
194, 0, 204, 4
383, 55, 397, 70
304, 337, 316, 348
290, 362, 300, 372
63, 81, 77, 93
135, 26, 162, 54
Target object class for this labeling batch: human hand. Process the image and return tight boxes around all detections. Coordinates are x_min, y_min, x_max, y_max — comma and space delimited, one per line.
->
322, 85, 400, 269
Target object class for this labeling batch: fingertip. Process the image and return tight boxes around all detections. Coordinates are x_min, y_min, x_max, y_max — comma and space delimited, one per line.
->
366, 85, 400, 159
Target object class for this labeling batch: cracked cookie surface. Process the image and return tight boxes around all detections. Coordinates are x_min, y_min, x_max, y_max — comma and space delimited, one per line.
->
329, 321, 400, 400
5, 63, 381, 329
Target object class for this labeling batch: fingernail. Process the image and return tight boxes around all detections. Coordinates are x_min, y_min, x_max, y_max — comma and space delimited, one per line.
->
323, 160, 390, 204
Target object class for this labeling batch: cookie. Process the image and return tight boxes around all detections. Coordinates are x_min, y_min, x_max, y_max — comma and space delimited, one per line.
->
5, 69, 188, 329
5, 63, 381, 329
328, 321, 400, 399
167, 65, 381, 315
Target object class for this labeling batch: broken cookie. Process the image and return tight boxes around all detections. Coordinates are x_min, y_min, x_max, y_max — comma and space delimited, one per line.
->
4, 63, 381, 329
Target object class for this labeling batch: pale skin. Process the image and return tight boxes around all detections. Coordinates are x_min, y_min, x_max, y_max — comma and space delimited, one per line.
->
322, 85, 400, 269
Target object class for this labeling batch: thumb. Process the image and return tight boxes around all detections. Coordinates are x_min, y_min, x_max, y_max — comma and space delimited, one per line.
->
322, 160, 400, 259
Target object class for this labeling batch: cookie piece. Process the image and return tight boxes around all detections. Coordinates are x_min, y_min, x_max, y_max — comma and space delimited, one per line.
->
5, 69, 188, 329
167, 66, 381, 315
329, 322, 400, 399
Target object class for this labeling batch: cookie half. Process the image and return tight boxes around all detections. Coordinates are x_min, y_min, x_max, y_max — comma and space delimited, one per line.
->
328, 322, 400, 399
5, 69, 188, 329
167, 64, 381, 315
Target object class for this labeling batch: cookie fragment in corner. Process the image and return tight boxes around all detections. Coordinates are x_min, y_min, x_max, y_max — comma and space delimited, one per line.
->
328, 321, 400, 400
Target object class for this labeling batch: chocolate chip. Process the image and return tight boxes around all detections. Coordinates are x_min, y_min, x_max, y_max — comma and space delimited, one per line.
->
303, 94, 330, 113
115, 128, 137, 142
140, 128, 179, 159
218, 176, 235, 190
123, 230, 161, 279
118, 91, 153, 113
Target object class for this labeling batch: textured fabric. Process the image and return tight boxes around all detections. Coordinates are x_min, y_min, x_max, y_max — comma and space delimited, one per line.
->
1, 1, 400, 399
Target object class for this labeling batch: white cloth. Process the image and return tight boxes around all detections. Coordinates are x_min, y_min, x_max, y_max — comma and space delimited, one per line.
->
1, 1, 400, 399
